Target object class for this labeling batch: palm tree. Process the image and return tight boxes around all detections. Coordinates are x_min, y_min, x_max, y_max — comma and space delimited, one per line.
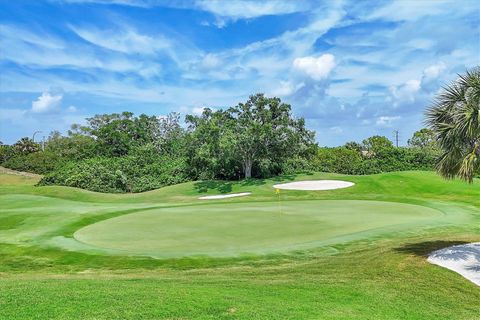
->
425, 67, 480, 182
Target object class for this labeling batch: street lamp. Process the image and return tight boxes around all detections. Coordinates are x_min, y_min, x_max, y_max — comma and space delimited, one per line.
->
32, 131, 42, 142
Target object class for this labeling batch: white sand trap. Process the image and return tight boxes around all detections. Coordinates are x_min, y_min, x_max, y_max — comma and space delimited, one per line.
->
198, 192, 251, 200
273, 180, 354, 191
428, 243, 480, 286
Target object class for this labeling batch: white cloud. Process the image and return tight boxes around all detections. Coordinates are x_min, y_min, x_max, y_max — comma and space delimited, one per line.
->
367, 0, 452, 22
1, 24, 164, 75
178, 106, 218, 116
271, 81, 305, 97
0, 24, 64, 49
67, 105, 77, 112
407, 38, 435, 50
330, 126, 343, 134
196, 0, 309, 21
422, 62, 446, 83
0, 108, 27, 122
191, 107, 207, 115
201, 53, 222, 69
389, 79, 420, 104
405, 79, 421, 92
54, 0, 153, 7
31, 92, 63, 113
376, 116, 400, 126
183, 4, 344, 81
71, 26, 171, 55
387, 61, 447, 107
293, 54, 336, 81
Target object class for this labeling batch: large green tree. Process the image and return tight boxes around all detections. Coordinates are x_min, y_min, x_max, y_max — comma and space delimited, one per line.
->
425, 67, 480, 182
408, 128, 437, 150
70, 112, 162, 156
362, 135, 393, 153
343, 141, 363, 152
45, 131, 96, 160
229, 94, 314, 178
186, 94, 315, 179
186, 108, 241, 179
156, 112, 187, 157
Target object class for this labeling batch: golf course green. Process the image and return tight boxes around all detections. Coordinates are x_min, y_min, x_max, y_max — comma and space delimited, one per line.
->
74, 201, 445, 257
0, 169, 479, 319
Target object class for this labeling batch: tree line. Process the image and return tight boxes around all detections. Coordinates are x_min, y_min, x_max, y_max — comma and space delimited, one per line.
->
1, 65, 478, 194
0, 94, 439, 193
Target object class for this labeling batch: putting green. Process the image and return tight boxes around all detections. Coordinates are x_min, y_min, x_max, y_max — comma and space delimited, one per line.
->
74, 200, 446, 258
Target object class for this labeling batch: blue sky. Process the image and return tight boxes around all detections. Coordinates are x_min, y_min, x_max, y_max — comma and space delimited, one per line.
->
1, 0, 479, 146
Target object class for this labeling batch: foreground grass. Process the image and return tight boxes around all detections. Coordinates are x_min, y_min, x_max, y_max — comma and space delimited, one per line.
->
0, 170, 479, 319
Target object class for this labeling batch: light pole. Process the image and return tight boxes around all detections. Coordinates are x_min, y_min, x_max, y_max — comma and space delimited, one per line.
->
32, 131, 42, 143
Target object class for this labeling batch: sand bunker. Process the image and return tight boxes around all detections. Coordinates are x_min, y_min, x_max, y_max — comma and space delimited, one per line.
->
273, 180, 354, 191
199, 192, 251, 200
428, 242, 480, 286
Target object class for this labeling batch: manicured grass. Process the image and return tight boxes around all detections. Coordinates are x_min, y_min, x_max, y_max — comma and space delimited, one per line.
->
0, 170, 479, 319
75, 200, 447, 258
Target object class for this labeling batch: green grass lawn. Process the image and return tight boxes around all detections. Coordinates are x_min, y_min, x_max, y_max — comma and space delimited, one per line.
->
0, 170, 479, 319
74, 200, 449, 258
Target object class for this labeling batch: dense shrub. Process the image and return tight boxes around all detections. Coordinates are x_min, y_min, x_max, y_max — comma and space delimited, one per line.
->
45, 133, 97, 160
1, 134, 96, 175
2, 151, 65, 174
0, 145, 14, 164
312, 148, 364, 174
310, 147, 437, 175
38, 152, 189, 193
277, 156, 312, 175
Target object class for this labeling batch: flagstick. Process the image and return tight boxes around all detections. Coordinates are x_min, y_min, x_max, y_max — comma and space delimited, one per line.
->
279, 192, 281, 214
275, 188, 282, 214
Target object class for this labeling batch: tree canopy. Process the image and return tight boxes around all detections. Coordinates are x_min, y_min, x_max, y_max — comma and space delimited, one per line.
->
186, 94, 315, 179
362, 135, 393, 153
408, 128, 437, 150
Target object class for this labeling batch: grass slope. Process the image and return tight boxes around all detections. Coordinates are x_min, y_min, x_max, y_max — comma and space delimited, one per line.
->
0, 170, 479, 319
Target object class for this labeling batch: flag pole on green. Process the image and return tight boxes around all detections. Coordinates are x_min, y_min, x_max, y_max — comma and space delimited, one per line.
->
275, 188, 281, 213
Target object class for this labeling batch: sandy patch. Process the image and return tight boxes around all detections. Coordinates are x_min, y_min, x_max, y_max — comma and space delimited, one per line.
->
428, 242, 480, 286
273, 180, 354, 191
198, 192, 251, 200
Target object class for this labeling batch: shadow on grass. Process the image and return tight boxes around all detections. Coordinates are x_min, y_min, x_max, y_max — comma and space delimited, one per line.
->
193, 171, 315, 194
193, 180, 235, 193
394, 240, 470, 257
193, 179, 268, 194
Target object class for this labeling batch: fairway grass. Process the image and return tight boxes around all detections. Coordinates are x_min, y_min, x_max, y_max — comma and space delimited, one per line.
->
0, 170, 479, 319
273, 179, 354, 190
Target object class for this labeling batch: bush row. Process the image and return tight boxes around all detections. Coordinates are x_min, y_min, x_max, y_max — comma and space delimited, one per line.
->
38, 153, 189, 193
283, 147, 438, 175
3, 144, 440, 193
1, 151, 66, 174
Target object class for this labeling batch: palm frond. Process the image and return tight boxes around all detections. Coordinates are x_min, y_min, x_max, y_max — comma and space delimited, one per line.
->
425, 66, 480, 182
